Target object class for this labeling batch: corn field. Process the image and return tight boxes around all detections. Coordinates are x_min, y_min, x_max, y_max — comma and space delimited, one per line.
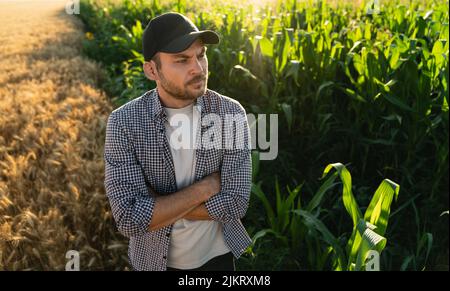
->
1, 0, 448, 270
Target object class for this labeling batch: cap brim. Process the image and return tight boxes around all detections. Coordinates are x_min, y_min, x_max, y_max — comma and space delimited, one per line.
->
160, 31, 219, 54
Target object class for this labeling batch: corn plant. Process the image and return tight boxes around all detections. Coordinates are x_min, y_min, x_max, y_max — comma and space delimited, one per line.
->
250, 162, 400, 270
77, 0, 448, 270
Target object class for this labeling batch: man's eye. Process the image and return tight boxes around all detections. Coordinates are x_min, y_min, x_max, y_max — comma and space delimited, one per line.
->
177, 59, 187, 63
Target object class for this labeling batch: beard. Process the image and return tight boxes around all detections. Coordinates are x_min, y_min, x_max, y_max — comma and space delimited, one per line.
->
158, 69, 207, 101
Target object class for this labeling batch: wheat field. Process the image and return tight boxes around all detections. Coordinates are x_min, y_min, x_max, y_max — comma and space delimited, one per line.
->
0, 0, 128, 270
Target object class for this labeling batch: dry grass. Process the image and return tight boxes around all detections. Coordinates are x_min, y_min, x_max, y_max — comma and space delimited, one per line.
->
0, 0, 127, 270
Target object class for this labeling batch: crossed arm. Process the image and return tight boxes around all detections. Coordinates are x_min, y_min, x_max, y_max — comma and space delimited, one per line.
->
146, 173, 220, 231
104, 111, 251, 237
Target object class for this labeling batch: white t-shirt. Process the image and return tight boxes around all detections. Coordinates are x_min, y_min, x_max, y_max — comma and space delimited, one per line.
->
163, 102, 230, 269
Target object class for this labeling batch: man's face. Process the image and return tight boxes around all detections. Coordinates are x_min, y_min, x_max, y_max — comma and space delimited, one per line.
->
154, 39, 208, 101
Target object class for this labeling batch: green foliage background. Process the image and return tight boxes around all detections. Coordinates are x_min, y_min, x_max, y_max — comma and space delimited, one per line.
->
78, 0, 449, 270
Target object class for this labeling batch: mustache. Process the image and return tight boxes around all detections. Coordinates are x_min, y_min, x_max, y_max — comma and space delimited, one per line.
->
186, 75, 206, 85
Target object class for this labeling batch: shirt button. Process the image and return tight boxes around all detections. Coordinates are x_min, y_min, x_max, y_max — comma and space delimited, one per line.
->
166, 233, 170, 237
163, 256, 167, 259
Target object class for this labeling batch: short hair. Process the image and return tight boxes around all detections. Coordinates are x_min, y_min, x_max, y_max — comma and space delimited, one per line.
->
152, 53, 161, 70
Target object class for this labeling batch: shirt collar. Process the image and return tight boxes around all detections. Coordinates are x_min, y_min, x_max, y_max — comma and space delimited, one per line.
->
147, 88, 207, 120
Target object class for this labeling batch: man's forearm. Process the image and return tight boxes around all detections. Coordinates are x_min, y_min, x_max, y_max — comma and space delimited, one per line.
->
148, 172, 220, 231
183, 203, 212, 220
148, 183, 207, 231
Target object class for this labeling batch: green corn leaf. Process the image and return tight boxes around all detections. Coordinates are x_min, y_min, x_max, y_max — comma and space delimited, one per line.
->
292, 209, 346, 270
364, 179, 400, 236
432, 40, 445, 67
257, 36, 273, 57
251, 182, 275, 229
251, 150, 260, 180
306, 171, 339, 212
279, 184, 303, 233
322, 163, 362, 227
389, 48, 401, 70
285, 60, 301, 86
274, 178, 290, 233
417, 232, 433, 267
400, 255, 414, 271
286, 184, 302, 211
316, 81, 334, 99
281, 29, 291, 71
339, 87, 367, 103
354, 220, 387, 270
349, 40, 364, 54
383, 93, 414, 112
252, 228, 279, 245
131, 20, 142, 37
231, 65, 258, 80
364, 21, 372, 40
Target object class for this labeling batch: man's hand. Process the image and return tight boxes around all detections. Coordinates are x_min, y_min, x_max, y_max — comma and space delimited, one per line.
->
147, 171, 220, 200
197, 171, 221, 201
182, 172, 221, 221
183, 203, 212, 220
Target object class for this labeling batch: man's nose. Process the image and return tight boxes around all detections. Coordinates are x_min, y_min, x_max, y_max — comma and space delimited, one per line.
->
190, 57, 204, 75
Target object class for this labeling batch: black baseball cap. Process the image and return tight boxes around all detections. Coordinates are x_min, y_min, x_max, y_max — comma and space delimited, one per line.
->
143, 12, 220, 61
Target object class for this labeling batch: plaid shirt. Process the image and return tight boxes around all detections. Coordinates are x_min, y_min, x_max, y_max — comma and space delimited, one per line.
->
104, 89, 252, 271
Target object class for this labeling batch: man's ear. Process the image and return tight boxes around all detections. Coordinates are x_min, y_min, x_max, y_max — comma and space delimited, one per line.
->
143, 61, 159, 81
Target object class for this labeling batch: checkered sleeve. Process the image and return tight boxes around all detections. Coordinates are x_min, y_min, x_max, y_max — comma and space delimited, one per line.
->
205, 104, 252, 223
104, 112, 155, 238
